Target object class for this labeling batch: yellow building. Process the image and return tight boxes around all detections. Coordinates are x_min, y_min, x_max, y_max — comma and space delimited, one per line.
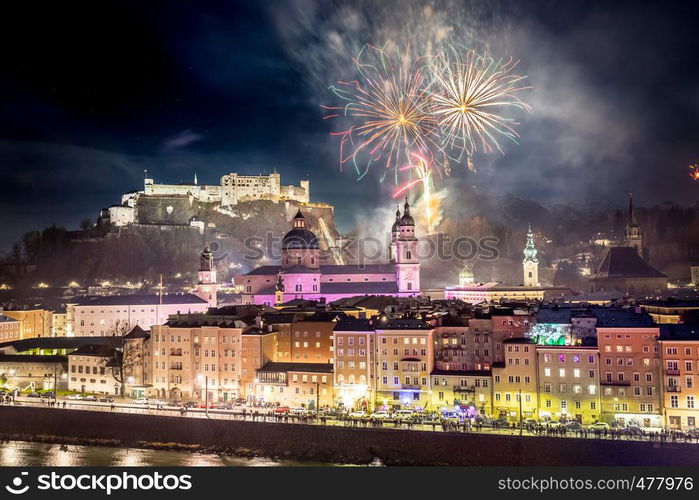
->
430, 369, 492, 417
492, 338, 538, 422
374, 318, 434, 410
2, 309, 52, 339
51, 310, 67, 337
537, 346, 601, 424
642, 300, 699, 324
333, 317, 375, 411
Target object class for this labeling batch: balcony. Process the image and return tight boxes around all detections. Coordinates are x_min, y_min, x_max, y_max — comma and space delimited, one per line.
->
169, 350, 183, 357
667, 386, 681, 393
601, 380, 630, 387
453, 385, 474, 392
665, 368, 680, 376
401, 384, 421, 390
169, 365, 183, 371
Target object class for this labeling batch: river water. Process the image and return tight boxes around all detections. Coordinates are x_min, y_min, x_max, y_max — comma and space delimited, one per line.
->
0, 441, 338, 467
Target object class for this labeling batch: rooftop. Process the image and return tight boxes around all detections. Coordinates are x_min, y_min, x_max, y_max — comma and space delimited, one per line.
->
70, 293, 207, 307
592, 247, 666, 279
376, 318, 432, 330
0, 354, 67, 364
593, 308, 655, 328
430, 369, 492, 377
659, 324, 699, 341
334, 317, 374, 332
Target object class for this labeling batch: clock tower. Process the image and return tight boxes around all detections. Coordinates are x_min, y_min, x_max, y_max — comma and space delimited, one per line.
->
395, 198, 420, 295
195, 244, 218, 308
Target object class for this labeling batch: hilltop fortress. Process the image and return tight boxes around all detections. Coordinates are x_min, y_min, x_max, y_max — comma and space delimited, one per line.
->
106, 171, 311, 227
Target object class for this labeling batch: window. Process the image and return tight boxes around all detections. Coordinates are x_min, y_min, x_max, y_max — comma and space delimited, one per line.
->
688, 396, 695, 409
671, 395, 679, 408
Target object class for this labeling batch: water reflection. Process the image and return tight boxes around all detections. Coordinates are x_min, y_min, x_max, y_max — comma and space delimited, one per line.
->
0, 441, 336, 467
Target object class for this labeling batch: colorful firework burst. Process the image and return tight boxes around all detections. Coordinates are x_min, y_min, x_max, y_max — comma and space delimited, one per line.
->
428, 45, 531, 169
322, 43, 440, 183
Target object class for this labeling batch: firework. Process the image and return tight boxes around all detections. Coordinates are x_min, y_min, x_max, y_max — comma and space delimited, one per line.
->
393, 152, 443, 233
690, 164, 699, 181
429, 45, 531, 169
323, 43, 439, 182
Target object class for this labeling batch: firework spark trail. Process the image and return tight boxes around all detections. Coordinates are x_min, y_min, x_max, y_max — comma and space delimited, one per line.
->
690, 164, 699, 181
393, 152, 442, 233
322, 43, 441, 183
428, 45, 531, 168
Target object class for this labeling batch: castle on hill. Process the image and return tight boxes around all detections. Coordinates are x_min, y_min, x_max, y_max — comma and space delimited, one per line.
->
106, 170, 310, 227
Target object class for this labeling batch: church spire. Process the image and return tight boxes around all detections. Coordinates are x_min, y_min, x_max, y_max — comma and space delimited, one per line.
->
628, 191, 635, 225
523, 225, 538, 264
522, 224, 539, 287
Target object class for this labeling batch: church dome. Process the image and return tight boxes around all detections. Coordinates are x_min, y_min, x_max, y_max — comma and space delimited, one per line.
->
399, 199, 415, 226
282, 209, 320, 250
391, 206, 401, 232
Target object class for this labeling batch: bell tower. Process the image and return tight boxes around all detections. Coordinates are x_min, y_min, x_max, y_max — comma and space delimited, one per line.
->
395, 198, 420, 295
624, 192, 643, 257
522, 225, 539, 287
195, 244, 218, 308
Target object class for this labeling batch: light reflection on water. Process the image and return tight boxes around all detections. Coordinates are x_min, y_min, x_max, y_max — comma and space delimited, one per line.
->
0, 441, 338, 467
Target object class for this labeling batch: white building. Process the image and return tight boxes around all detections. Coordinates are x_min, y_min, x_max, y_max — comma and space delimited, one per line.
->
68, 345, 121, 395
66, 294, 208, 336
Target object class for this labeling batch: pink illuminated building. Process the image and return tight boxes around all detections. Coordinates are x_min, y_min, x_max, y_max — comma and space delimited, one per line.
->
237, 202, 421, 305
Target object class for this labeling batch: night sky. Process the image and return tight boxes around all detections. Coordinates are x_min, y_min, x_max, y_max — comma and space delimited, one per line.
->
1, 0, 698, 250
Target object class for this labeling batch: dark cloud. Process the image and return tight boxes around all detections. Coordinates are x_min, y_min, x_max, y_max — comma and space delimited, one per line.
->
0, 0, 698, 250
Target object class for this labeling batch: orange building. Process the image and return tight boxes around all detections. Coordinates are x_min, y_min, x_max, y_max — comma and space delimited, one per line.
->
333, 317, 375, 410
658, 324, 699, 430
595, 309, 662, 428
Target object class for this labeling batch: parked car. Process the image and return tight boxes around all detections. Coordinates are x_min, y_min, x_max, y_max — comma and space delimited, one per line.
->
371, 411, 391, 420
213, 403, 230, 410
67, 394, 83, 400
132, 398, 150, 405
273, 406, 290, 414
349, 410, 367, 418
233, 398, 246, 406
26, 392, 42, 398
99, 396, 114, 403
589, 421, 610, 430
565, 421, 583, 431
83, 395, 98, 401
183, 401, 199, 408
41, 392, 55, 399
289, 407, 309, 415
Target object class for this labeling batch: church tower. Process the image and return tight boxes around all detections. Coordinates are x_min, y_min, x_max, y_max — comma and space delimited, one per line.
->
195, 244, 218, 308
522, 225, 539, 287
390, 206, 400, 263
274, 273, 285, 306
624, 192, 643, 257
395, 198, 420, 295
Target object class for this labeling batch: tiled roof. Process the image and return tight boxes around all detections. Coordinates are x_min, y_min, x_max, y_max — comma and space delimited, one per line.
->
593, 308, 655, 328
0, 336, 126, 353
593, 247, 666, 279
659, 324, 699, 340
70, 293, 207, 306
0, 315, 19, 323
334, 318, 374, 332
377, 318, 432, 330
0, 354, 67, 364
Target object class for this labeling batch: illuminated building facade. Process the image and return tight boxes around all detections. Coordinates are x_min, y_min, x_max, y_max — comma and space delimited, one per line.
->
596, 309, 663, 428
658, 324, 699, 430
537, 346, 601, 424
492, 338, 538, 421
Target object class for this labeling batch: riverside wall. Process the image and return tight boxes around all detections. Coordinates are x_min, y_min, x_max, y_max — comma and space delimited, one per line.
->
2, 407, 698, 466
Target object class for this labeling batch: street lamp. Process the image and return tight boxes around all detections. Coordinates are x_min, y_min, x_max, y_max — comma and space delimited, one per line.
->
198, 374, 208, 415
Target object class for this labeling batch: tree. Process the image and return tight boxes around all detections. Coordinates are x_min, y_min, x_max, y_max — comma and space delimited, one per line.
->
99, 322, 146, 398
79, 217, 94, 231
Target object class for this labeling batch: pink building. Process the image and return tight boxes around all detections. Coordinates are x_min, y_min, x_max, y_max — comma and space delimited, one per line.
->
236, 202, 421, 305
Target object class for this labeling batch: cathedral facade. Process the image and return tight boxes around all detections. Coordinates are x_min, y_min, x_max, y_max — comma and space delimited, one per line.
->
236, 201, 421, 305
